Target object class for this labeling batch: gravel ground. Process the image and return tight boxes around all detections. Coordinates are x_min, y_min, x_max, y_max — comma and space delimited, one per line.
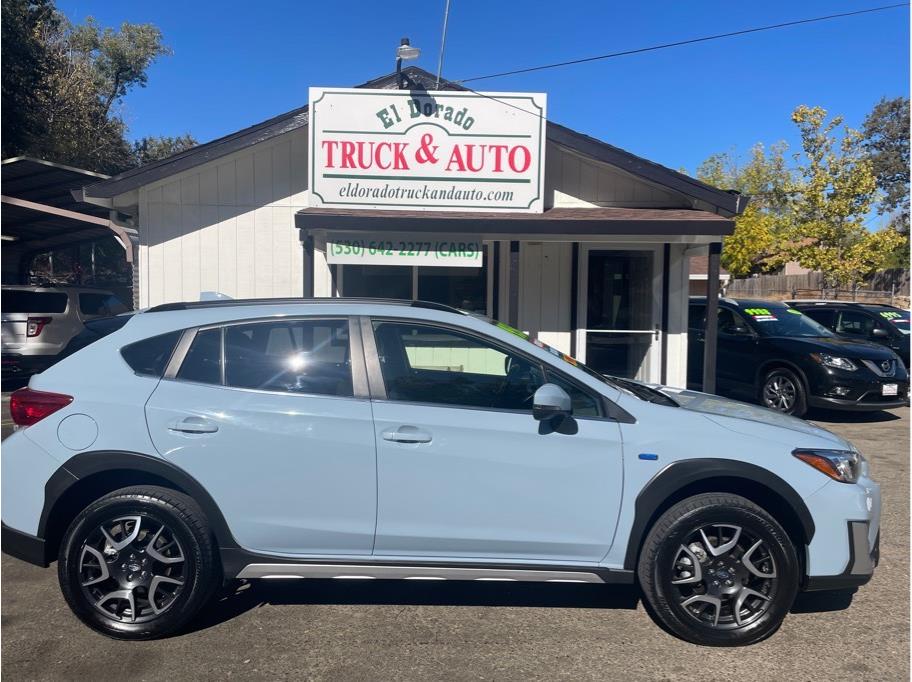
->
1, 404, 908, 681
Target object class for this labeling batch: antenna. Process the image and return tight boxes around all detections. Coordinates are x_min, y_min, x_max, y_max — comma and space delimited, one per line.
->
435, 0, 452, 89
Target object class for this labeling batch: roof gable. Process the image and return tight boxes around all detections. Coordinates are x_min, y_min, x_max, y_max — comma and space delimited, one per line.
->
82, 66, 743, 216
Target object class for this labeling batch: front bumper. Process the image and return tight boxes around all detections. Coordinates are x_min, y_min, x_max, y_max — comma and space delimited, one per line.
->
805, 522, 879, 591
1, 522, 49, 567
807, 367, 909, 411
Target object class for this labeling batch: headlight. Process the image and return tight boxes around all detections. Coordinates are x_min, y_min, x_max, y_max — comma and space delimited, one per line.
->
793, 448, 865, 483
811, 353, 857, 371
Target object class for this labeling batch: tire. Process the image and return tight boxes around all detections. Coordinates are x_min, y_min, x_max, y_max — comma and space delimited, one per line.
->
58, 485, 217, 640
760, 367, 807, 417
637, 493, 799, 647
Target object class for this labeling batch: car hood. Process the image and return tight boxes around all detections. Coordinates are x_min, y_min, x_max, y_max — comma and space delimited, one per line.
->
763, 335, 896, 360
653, 385, 850, 448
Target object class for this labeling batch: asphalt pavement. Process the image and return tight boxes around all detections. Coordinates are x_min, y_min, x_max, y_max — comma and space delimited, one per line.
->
1, 399, 908, 681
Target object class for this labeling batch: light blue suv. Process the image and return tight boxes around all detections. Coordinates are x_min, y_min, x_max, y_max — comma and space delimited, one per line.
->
1, 299, 881, 645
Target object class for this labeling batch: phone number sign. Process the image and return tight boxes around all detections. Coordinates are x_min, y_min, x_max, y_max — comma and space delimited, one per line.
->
309, 87, 547, 213
326, 235, 482, 267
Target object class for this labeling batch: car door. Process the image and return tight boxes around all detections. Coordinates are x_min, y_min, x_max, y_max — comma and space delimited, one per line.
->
715, 307, 758, 395
687, 303, 706, 389
366, 317, 624, 564
145, 316, 377, 556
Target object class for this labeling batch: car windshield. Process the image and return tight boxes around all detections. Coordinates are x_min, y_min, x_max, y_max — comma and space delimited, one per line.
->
481, 317, 677, 405
864, 306, 911, 335
738, 305, 833, 338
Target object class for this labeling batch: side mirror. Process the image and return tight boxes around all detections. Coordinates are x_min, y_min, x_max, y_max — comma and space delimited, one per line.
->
872, 327, 889, 338
533, 383, 572, 421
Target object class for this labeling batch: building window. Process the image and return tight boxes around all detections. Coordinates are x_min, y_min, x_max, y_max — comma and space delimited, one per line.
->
340, 246, 489, 315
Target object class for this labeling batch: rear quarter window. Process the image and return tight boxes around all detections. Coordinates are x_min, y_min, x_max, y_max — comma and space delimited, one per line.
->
2, 290, 68, 313
120, 331, 181, 377
79, 293, 129, 316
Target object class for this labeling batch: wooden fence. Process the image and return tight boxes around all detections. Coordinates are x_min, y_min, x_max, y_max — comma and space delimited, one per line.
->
725, 269, 910, 307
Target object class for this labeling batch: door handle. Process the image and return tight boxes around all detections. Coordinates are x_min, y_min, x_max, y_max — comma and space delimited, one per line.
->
168, 416, 219, 434
382, 426, 432, 444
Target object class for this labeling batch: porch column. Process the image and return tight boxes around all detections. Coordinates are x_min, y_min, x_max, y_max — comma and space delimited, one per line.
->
702, 241, 722, 393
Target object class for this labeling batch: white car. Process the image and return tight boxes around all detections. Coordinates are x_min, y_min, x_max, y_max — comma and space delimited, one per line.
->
1, 286, 129, 376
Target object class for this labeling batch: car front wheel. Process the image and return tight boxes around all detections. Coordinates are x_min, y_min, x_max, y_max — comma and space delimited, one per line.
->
637, 493, 799, 646
760, 367, 807, 417
58, 486, 216, 640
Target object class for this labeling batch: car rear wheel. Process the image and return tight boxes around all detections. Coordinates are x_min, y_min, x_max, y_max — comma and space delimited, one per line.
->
637, 493, 799, 646
58, 486, 216, 640
760, 367, 807, 417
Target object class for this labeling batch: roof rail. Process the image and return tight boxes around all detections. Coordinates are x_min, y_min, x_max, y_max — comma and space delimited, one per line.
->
145, 297, 468, 315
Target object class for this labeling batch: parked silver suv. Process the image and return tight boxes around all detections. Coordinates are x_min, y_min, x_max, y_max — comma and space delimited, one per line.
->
1, 286, 129, 376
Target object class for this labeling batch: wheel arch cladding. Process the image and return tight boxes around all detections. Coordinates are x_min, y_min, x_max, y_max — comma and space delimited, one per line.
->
624, 459, 815, 571
40, 451, 236, 564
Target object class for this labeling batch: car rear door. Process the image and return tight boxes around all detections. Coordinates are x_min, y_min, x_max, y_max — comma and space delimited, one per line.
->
144, 316, 378, 556
366, 317, 623, 564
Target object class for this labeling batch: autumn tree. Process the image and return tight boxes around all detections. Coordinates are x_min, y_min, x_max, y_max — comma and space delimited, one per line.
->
697, 143, 795, 276
786, 105, 904, 286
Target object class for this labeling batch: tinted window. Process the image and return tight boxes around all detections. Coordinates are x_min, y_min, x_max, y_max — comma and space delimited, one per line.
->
717, 308, 752, 336
799, 308, 835, 328
836, 310, 874, 337
373, 321, 544, 411
79, 293, 129, 316
121, 331, 180, 377
741, 305, 832, 338
688, 304, 706, 331
177, 328, 222, 385
224, 319, 352, 396
2, 290, 67, 313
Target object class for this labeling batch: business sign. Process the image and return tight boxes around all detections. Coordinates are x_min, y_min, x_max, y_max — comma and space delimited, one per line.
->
326, 234, 482, 267
309, 87, 547, 213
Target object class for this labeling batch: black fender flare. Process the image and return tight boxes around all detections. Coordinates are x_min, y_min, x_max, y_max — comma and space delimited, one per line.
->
623, 458, 816, 570
39, 450, 239, 551
755, 359, 811, 398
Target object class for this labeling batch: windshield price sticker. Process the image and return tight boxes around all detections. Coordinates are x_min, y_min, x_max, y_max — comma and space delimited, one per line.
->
744, 307, 778, 321
326, 236, 482, 267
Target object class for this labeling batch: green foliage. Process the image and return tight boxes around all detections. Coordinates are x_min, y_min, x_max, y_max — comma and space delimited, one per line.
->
696, 143, 795, 276
0, 0, 190, 173
131, 135, 197, 166
862, 96, 910, 233
786, 105, 902, 286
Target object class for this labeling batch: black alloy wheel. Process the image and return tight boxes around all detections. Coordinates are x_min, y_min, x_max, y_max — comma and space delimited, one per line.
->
59, 486, 216, 639
638, 493, 799, 646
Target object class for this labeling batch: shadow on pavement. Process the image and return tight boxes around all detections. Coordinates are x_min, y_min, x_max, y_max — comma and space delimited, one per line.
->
184, 578, 858, 636
808, 408, 903, 424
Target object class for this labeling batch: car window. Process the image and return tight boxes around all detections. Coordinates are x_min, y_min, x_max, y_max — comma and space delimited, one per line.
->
373, 321, 545, 411
2, 290, 67, 313
225, 319, 352, 396
836, 310, 874, 336
798, 308, 835, 328
121, 331, 181, 377
688, 304, 706, 331
177, 328, 222, 385
545, 370, 601, 417
717, 308, 752, 336
79, 293, 129, 316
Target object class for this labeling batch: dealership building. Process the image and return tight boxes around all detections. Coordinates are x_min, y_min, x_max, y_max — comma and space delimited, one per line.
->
77, 66, 743, 388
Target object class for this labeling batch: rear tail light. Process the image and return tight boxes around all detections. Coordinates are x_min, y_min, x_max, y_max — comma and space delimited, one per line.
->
26, 317, 52, 337
9, 387, 73, 426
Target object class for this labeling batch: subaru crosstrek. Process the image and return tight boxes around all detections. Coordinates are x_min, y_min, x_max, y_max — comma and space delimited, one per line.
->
1, 298, 881, 646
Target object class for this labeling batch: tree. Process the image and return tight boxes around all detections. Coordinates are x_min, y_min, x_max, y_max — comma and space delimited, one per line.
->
132, 134, 197, 166
1, 0, 58, 158
1, 1, 184, 173
862, 96, 910, 233
786, 105, 904, 286
696, 143, 795, 276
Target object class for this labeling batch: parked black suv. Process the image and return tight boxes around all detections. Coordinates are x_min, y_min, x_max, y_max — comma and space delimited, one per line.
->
787, 301, 910, 370
689, 297, 909, 416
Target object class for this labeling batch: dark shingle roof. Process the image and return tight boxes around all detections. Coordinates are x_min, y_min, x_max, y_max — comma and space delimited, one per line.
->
82, 66, 744, 216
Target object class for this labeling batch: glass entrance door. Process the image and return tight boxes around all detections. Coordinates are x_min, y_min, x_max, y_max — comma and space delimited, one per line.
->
576, 247, 661, 381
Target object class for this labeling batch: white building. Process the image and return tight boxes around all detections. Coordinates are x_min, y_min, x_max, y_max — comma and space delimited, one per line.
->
78, 67, 743, 389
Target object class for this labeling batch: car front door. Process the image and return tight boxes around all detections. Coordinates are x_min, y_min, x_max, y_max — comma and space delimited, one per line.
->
716, 307, 758, 396
145, 317, 377, 556
366, 318, 624, 564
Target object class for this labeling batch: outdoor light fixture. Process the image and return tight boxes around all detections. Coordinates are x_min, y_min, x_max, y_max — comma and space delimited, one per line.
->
396, 37, 420, 89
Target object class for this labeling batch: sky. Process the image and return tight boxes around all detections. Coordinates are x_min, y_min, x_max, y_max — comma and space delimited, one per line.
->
57, 0, 909, 180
